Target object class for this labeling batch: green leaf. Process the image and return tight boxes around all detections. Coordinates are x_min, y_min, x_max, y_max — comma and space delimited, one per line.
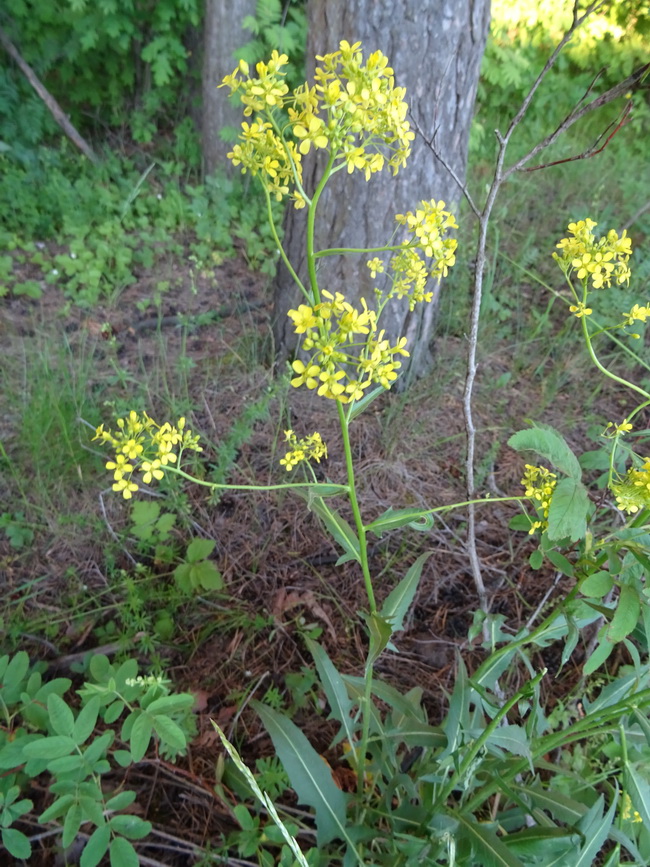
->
47, 693, 75, 737
508, 425, 581, 480
608, 584, 640, 643
80, 824, 111, 867
380, 553, 431, 636
23, 735, 76, 759
455, 813, 524, 866
2, 827, 31, 859
486, 724, 531, 762
129, 714, 153, 762
252, 703, 351, 848
366, 507, 433, 537
152, 714, 187, 752
305, 639, 355, 747
574, 794, 617, 866
362, 612, 393, 667
39, 794, 75, 824
110, 836, 139, 867
146, 695, 194, 715
581, 570, 614, 597
583, 636, 615, 675
624, 762, 650, 826
546, 478, 589, 542
74, 696, 100, 745
109, 814, 152, 839
529, 549, 543, 569
185, 537, 216, 562
62, 802, 83, 848
193, 559, 223, 590
307, 497, 360, 564
347, 385, 385, 422
105, 791, 137, 812
546, 549, 574, 577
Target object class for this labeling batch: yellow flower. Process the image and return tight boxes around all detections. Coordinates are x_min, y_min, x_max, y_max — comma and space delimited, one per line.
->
367, 257, 384, 279
280, 430, 328, 470
288, 304, 319, 333
141, 460, 165, 484
569, 302, 592, 318
621, 304, 650, 326
521, 465, 557, 534
291, 360, 321, 389
112, 477, 139, 499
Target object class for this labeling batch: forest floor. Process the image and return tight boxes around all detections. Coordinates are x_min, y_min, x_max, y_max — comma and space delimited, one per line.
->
1, 243, 642, 863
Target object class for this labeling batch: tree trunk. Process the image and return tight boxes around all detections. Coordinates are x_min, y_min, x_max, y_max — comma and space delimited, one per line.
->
202, 0, 256, 177
273, 0, 490, 383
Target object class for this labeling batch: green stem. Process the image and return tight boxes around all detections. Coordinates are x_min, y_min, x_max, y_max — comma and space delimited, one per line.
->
434, 669, 547, 810
306, 150, 337, 305
315, 242, 410, 258
581, 315, 650, 400
264, 188, 309, 302
165, 466, 348, 495
337, 402, 376, 613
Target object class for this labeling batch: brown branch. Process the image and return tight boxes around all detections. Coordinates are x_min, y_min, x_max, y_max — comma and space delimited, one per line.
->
0, 25, 98, 163
521, 100, 633, 172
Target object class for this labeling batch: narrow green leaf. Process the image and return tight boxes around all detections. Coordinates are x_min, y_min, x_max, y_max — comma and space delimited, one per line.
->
347, 385, 385, 421
608, 584, 640, 643
110, 836, 139, 867
508, 425, 581, 480
252, 702, 351, 848
307, 497, 360, 564
48, 693, 75, 737
380, 553, 431, 635
546, 478, 589, 542
363, 612, 393, 667
546, 549, 574, 577
366, 508, 433, 537
74, 696, 100, 745
4, 652, 30, 691
305, 638, 355, 747
624, 763, 650, 826
48, 755, 85, 774
455, 813, 524, 866
80, 824, 111, 867
574, 794, 617, 867
583, 638, 615, 675
62, 802, 83, 848
129, 714, 153, 762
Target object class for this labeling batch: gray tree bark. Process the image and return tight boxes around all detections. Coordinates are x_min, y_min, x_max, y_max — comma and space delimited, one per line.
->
273, 0, 490, 383
202, 0, 256, 176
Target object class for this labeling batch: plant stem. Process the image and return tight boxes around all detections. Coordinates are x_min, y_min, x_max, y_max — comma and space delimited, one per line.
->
581, 316, 650, 400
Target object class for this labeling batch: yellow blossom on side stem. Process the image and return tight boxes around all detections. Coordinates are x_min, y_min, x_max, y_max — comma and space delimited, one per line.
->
94, 411, 202, 499
521, 464, 557, 534
280, 430, 328, 471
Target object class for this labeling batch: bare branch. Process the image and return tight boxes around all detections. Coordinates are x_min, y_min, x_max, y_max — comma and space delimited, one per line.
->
0, 25, 98, 164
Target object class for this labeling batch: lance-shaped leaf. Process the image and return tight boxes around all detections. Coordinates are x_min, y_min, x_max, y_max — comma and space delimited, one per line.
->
252, 702, 352, 848
305, 638, 356, 747
307, 497, 360, 565
380, 552, 431, 635
366, 508, 433, 537
347, 385, 385, 422
508, 425, 582, 480
455, 812, 524, 866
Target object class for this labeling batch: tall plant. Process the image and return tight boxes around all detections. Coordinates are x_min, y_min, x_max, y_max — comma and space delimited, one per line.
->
92, 39, 650, 867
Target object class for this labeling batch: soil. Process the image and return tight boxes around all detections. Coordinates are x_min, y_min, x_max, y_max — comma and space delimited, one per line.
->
1, 246, 645, 864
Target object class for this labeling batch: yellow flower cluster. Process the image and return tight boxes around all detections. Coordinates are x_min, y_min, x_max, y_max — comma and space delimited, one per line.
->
94, 411, 202, 499
622, 793, 643, 824
365, 200, 458, 310
611, 457, 650, 514
288, 291, 408, 401
220, 41, 415, 205
280, 430, 328, 471
553, 219, 632, 289
521, 464, 558, 534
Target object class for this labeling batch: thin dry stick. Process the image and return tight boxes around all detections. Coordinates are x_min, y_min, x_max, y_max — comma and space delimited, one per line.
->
416, 0, 643, 615
0, 25, 98, 164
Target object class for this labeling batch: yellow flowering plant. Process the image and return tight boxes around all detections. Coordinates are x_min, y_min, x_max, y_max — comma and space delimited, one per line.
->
92, 44, 650, 867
